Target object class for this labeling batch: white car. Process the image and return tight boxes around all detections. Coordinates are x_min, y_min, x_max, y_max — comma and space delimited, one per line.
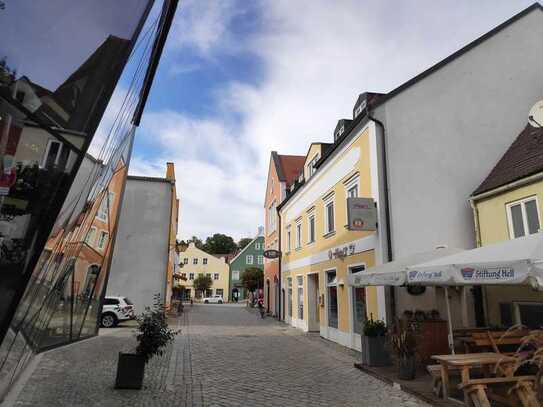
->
101, 296, 135, 327
203, 295, 224, 304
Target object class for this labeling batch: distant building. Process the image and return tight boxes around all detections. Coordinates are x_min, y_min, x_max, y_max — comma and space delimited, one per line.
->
107, 163, 179, 314
177, 243, 230, 300
229, 231, 264, 302
263, 152, 305, 316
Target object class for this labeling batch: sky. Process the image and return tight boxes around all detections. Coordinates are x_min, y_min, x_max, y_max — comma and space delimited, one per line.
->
123, 0, 536, 241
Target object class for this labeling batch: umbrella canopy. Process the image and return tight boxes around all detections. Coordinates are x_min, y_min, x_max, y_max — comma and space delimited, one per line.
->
348, 247, 463, 287
407, 232, 543, 287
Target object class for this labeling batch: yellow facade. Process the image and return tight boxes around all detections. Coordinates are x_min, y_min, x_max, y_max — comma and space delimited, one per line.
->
178, 243, 230, 300
280, 123, 383, 350
472, 178, 543, 326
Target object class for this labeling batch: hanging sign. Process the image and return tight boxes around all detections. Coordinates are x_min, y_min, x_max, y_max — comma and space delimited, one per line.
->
347, 197, 377, 231
263, 249, 281, 259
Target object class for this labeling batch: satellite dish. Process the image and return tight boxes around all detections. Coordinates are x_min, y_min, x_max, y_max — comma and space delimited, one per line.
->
528, 99, 543, 128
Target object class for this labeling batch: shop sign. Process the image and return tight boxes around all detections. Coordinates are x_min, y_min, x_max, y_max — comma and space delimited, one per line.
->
460, 267, 515, 281
328, 243, 356, 260
347, 197, 377, 231
263, 249, 281, 259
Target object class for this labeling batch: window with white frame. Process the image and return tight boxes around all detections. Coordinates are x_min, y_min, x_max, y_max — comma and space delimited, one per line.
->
96, 191, 115, 222
297, 275, 303, 319
307, 212, 316, 244
307, 154, 320, 179
193, 258, 198, 265
255, 242, 261, 250
232, 270, 240, 280
183, 258, 188, 264
286, 226, 292, 252
257, 255, 264, 265
213, 273, 219, 280
189, 273, 194, 280
349, 265, 366, 334
506, 197, 540, 239
295, 221, 302, 249
323, 195, 335, 234
344, 174, 360, 199
206, 273, 211, 278
268, 201, 276, 233
203, 258, 208, 265
97, 231, 109, 249
327, 270, 338, 328
246, 255, 253, 264
85, 227, 97, 245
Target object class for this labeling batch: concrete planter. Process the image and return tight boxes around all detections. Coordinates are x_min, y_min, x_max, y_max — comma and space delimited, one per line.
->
361, 335, 391, 367
115, 353, 145, 389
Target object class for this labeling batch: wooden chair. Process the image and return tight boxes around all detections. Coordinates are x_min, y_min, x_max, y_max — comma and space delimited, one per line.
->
458, 376, 539, 407
470, 330, 528, 355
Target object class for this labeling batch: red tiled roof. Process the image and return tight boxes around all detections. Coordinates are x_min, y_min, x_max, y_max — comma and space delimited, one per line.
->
473, 124, 543, 195
277, 154, 305, 186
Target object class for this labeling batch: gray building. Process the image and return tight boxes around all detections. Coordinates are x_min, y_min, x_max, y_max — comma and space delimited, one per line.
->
107, 165, 178, 315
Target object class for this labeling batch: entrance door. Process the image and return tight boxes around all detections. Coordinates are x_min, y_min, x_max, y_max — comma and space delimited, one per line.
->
307, 273, 320, 332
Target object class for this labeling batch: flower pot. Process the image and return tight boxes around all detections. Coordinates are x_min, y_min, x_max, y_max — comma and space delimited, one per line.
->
361, 335, 391, 367
115, 352, 145, 389
398, 356, 416, 380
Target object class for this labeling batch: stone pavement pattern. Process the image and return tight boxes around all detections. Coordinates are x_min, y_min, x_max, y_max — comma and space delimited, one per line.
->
11, 305, 429, 407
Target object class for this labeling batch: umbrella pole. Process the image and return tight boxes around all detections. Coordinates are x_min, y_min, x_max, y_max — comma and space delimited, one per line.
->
444, 287, 455, 354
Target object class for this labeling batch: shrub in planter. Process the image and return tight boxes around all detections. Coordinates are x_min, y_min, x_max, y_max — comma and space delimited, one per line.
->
390, 321, 418, 380
361, 317, 391, 367
115, 294, 179, 389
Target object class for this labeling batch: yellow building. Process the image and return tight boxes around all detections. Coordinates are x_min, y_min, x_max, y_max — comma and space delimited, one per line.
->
178, 243, 230, 300
278, 95, 387, 350
471, 121, 543, 328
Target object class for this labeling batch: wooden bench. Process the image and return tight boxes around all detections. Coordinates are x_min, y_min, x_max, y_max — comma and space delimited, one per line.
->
469, 330, 528, 355
427, 364, 461, 398
458, 375, 539, 407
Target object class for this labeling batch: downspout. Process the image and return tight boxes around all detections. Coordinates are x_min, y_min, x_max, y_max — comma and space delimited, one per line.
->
277, 210, 282, 321
366, 111, 396, 321
469, 197, 489, 326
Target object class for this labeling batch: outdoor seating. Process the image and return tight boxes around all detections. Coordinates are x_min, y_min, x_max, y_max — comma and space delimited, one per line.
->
466, 330, 529, 355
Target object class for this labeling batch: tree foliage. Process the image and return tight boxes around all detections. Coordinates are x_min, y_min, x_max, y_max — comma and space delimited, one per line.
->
187, 235, 204, 249
241, 267, 264, 292
193, 274, 212, 294
237, 237, 252, 251
203, 233, 237, 254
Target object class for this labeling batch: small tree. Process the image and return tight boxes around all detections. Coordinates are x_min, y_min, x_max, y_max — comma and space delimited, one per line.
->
237, 237, 252, 251
241, 267, 263, 294
193, 274, 212, 298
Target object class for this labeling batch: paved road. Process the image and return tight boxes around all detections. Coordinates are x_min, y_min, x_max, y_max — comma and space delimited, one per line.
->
9, 304, 428, 407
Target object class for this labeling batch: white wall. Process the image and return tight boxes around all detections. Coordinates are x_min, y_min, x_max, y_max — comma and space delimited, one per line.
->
107, 178, 171, 314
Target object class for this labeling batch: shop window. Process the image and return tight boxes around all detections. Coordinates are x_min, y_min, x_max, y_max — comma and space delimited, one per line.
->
297, 276, 303, 320
327, 271, 338, 328
349, 265, 366, 334
287, 278, 293, 318
507, 197, 541, 239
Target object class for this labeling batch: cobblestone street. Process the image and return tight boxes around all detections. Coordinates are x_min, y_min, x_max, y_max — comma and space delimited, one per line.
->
9, 305, 428, 407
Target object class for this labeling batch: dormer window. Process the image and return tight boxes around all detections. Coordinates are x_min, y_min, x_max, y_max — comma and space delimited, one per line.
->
354, 99, 367, 118
307, 154, 320, 179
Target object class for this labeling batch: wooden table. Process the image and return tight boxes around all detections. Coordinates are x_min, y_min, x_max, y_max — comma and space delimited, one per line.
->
431, 352, 517, 402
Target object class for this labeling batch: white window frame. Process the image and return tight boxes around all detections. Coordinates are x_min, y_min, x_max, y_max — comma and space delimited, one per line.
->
246, 255, 253, 265
232, 270, 240, 280
203, 258, 208, 265
307, 154, 320, 179
255, 242, 261, 250
506, 196, 541, 239
41, 139, 63, 168
286, 225, 292, 253
193, 258, 198, 265
85, 226, 97, 245
296, 274, 304, 320
97, 231, 109, 249
96, 191, 115, 222
213, 273, 219, 280
183, 258, 188, 264
347, 262, 367, 334
323, 193, 335, 235
325, 268, 338, 329
268, 201, 277, 234
257, 255, 264, 265
307, 207, 316, 244
295, 219, 302, 249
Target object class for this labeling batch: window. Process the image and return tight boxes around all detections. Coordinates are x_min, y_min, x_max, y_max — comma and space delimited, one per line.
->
97, 231, 109, 249
181, 273, 187, 279
232, 270, 240, 280
193, 258, 198, 265
183, 258, 188, 264
42, 140, 68, 169
216, 289, 224, 297
507, 197, 540, 239
255, 242, 261, 250
198, 273, 203, 278
350, 265, 366, 334
203, 258, 208, 265
327, 271, 338, 328
296, 222, 302, 249
307, 154, 320, 178
308, 215, 315, 243
514, 302, 543, 329
286, 226, 292, 252
268, 201, 277, 233
104, 298, 119, 306
206, 273, 211, 278
95, 191, 115, 222
85, 227, 96, 245
347, 184, 358, 198
257, 255, 264, 265
324, 200, 335, 234
297, 276, 303, 320
287, 278, 292, 317
213, 273, 219, 280
189, 273, 194, 280
246, 255, 253, 264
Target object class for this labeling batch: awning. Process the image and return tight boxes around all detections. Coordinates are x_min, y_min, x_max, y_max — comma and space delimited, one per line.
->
348, 247, 463, 287
407, 232, 543, 288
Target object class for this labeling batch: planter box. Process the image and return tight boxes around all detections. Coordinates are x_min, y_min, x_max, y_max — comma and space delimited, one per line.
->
361, 335, 391, 367
115, 353, 145, 389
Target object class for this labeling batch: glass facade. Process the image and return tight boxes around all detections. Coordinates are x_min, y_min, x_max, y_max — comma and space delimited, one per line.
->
0, 0, 157, 399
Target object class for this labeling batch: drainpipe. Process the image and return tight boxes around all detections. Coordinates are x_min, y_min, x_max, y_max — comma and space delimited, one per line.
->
277, 210, 282, 321
366, 111, 396, 322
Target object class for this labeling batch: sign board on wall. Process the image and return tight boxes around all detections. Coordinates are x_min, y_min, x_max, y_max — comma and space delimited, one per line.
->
263, 249, 281, 259
347, 197, 377, 231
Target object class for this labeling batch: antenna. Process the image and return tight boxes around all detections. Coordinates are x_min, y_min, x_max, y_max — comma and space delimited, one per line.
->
528, 99, 543, 128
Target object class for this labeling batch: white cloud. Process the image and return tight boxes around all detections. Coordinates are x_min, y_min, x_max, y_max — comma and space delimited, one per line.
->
134, 0, 535, 240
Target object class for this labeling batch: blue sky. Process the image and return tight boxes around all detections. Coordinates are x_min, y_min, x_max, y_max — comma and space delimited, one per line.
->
116, 0, 535, 241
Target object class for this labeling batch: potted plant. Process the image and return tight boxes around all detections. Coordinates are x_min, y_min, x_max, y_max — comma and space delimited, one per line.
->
361, 316, 391, 367
390, 321, 418, 380
115, 294, 178, 389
